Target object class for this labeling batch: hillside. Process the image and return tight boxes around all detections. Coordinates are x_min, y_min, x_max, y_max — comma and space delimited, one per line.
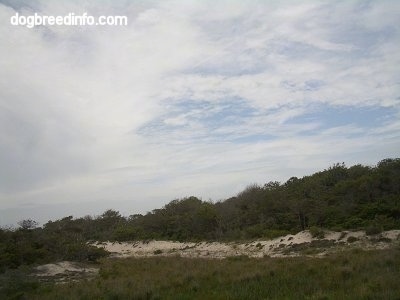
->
79, 158, 400, 242
1, 158, 400, 298
1, 158, 399, 272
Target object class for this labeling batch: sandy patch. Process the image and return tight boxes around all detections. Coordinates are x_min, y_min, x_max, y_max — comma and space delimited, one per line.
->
382, 230, 400, 240
92, 230, 400, 259
34, 261, 98, 283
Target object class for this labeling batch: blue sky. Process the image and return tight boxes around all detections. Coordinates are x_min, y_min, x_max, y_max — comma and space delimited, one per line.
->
0, 0, 399, 226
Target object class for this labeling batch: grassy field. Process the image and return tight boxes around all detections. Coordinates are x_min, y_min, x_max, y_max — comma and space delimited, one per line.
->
20, 247, 400, 300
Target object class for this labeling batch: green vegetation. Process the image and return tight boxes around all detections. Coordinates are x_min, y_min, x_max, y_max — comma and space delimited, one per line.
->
0, 217, 108, 273
0, 158, 399, 298
97, 158, 400, 241
309, 226, 326, 239
15, 248, 400, 299
1, 158, 399, 271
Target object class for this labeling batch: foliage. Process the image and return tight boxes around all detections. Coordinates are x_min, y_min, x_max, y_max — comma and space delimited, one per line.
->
309, 226, 325, 239
365, 226, 383, 236
17, 219, 38, 230
0, 217, 109, 273
1, 158, 399, 274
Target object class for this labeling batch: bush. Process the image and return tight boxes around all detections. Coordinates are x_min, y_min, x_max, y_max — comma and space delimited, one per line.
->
86, 246, 109, 262
263, 230, 291, 240
244, 225, 265, 238
309, 227, 325, 239
347, 236, 359, 243
365, 226, 382, 236
112, 226, 138, 241
256, 243, 264, 249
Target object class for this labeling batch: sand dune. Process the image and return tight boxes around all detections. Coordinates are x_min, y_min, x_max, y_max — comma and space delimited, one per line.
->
93, 229, 400, 259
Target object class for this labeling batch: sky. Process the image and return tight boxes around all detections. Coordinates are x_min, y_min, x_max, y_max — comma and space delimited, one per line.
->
0, 0, 399, 226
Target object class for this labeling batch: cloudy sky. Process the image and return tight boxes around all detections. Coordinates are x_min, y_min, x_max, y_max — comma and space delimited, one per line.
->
0, 0, 399, 226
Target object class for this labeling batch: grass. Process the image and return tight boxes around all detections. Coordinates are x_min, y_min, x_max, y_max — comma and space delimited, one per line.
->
282, 239, 347, 255
21, 247, 400, 300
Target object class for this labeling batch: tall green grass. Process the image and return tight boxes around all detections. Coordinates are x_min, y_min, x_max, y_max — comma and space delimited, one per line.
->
27, 247, 400, 299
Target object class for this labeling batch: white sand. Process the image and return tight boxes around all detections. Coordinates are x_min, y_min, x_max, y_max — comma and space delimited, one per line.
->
382, 229, 400, 240
92, 230, 400, 259
35, 261, 98, 277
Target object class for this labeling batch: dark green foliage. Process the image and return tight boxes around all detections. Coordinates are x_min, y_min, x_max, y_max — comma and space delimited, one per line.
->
365, 226, 383, 236
0, 216, 109, 273
309, 226, 325, 239
347, 236, 359, 243
209, 158, 400, 238
51, 158, 399, 243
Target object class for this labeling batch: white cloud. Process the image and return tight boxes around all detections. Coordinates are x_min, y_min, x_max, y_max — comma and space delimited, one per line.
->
0, 0, 399, 225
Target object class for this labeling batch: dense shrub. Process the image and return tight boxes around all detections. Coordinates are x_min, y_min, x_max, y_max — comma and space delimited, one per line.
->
309, 226, 325, 239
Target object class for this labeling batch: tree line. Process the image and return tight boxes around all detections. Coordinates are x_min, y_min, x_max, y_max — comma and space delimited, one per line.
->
1, 158, 399, 271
